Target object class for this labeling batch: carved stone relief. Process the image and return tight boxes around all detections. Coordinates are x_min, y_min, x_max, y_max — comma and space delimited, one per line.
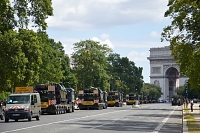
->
154, 80, 160, 87
151, 67, 161, 74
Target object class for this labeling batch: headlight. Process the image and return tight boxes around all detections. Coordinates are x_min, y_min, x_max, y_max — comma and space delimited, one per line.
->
4, 107, 9, 112
24, 107, 30, 112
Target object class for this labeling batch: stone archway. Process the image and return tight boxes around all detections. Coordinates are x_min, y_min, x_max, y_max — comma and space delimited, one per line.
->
165, 67, 179, 101
148, 46, 188, 101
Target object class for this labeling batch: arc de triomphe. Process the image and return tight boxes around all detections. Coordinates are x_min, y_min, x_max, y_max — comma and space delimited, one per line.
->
147, 46, 188, 102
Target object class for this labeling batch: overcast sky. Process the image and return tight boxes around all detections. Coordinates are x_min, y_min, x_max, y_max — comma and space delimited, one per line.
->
46, 0, 171, 83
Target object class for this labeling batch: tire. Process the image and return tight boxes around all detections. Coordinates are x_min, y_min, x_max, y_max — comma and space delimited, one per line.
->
67, 107, 72, 113
63, 108, 66, 114
72, 105, 74, 112
5, 118, 9, 122
36, 112, 40, 120
0, 113, 4, 120
15, 119, 18, 122
28, 116, 32, 121
56, 109, 58, 115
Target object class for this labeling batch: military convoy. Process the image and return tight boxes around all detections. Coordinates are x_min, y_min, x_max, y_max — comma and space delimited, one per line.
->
2, 84, 145, 123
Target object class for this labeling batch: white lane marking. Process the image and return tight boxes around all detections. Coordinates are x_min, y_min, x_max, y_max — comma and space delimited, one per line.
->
151, 106, 178, 133
2, 110, 128, 133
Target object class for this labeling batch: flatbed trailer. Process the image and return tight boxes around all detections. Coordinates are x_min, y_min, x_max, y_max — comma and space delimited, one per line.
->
34, 83, 75, 114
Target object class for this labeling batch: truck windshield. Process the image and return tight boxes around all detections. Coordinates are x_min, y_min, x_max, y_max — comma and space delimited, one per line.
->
7, 95, 30, 104
107, 95, 115, 101
38, 91, 48, 102
84, 94, 94, 101
129, 96, 135, 100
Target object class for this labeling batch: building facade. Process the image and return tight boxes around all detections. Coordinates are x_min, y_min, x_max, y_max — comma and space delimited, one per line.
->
147, 46, 188, 102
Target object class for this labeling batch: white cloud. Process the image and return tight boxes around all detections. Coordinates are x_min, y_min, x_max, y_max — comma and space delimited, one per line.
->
47, 0, 169, 31
101, 34, 110, 40
92, 34, 114, 49
114, 40, 169, 49
127, 50, 150, 83
127, 51, 149, 62
150, 31, 160, 38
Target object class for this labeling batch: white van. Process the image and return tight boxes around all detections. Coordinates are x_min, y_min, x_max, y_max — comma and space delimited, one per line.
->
4, 87, 41, 122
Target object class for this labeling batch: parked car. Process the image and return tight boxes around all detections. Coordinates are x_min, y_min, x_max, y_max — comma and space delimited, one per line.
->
193, 98, 198, 103
158, 99, 164, 103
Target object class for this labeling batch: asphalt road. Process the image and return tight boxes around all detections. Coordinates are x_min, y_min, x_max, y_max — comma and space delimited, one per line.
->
0, 103, 182, 133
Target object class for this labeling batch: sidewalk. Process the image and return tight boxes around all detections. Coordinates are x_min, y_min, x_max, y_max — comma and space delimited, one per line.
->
183, 102, 200, 133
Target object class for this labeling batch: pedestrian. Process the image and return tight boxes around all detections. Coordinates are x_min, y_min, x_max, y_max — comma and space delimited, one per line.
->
186, 99, 188, 108
183, 99, 186, 108
190, 100, 194, 112
0, 103, 4, 120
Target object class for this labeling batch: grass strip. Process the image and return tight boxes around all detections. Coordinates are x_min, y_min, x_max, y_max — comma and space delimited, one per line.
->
184, 108, 200, 133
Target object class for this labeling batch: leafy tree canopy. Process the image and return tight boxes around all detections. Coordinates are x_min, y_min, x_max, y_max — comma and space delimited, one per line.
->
0, 0, 53, 33
71, 40, 112, 91
162, 0, 200, 89
107, 53, 143, 93
141, 83, 163, 100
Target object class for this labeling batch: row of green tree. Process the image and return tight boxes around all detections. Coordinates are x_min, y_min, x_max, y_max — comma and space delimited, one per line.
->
176, 83, 200, 99
0, 0, 163, 101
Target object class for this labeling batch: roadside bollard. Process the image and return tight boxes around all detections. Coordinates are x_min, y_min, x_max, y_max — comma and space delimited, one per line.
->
199, 105, 200, 114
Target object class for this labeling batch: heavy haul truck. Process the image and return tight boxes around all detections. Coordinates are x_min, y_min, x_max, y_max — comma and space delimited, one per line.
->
171, 95, 183, 106
126, 93, 136, 105
78, 88, 107, 110
34, 83, 75, 114
107, 91, 123, 107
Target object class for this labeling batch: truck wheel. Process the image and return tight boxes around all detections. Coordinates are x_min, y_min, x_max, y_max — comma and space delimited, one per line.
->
5, 118, 9, 122
15, 119, 18, 122
36, 112, 40, 120
28, 116, 32, 121
36, 115, 40, 120
0, 113, 4, 120
67, 107, 71, 113
63, 108, 66, 114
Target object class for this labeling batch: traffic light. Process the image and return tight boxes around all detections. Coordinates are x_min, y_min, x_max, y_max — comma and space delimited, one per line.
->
135, 85, 138, 91
185, 88, 188, 93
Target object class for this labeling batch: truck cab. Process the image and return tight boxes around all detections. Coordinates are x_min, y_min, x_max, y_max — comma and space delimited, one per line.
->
4, 87, 41, 122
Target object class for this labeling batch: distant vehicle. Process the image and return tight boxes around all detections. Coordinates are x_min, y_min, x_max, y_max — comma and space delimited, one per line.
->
107, 91, 123, 107
193, 98, 198, 103
126, 93, 136, 105
78, 87, 107, 110
158, 99, 164, 103
171, 95, 183, 106
4, 86, 41, 122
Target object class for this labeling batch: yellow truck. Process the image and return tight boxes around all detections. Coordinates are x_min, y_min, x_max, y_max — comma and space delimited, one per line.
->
34, 83, 75, 114
126, 93, 136, 105
78, 88, 107, 110
107, 91, 123, 107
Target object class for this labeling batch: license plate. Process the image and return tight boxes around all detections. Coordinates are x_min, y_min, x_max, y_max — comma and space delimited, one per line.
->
12, 114, 20, 116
